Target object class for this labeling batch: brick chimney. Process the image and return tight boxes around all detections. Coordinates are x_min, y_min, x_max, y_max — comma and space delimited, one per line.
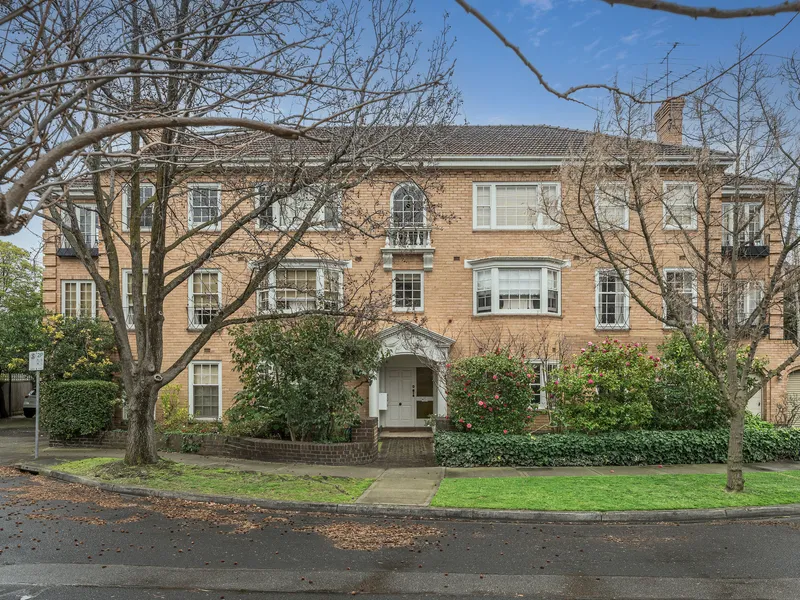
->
654, 97, 685, 145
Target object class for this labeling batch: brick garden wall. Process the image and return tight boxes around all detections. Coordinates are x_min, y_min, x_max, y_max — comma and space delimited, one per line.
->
50, 417, 379, 466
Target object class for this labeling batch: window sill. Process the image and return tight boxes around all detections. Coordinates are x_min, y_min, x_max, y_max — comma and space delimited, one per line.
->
663, 225, 698, 231
392, 307, 424, 313
473, 311, 562, 318
595, 325, 630, 331
472, 227, 561, 232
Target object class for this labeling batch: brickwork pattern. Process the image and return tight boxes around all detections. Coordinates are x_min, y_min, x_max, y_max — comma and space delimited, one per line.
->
49, 418, 379, 466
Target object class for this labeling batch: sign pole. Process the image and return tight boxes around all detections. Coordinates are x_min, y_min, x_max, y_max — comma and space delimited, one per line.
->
34, 371, 40, 460
28, 351, 44, 460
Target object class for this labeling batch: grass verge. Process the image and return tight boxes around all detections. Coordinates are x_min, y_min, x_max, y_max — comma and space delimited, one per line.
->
431, 471, 800, 511
54, 458, 373, 503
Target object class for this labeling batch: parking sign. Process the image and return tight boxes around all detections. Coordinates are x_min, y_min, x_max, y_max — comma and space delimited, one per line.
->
28, 351, 44, 372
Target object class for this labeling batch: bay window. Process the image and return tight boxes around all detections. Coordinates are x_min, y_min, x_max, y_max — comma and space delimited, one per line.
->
473, 182, 560, 230
467, 258, 565, 316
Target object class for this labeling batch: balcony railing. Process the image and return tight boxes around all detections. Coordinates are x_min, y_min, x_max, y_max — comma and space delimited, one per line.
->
57, 233, 99, 257
385, 225, 432, 249
595, 306, 630, 330
721, 242, 769, 258
188, 304, 220, 329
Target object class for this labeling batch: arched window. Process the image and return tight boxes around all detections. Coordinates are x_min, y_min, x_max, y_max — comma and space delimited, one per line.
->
391, 183, 426, 228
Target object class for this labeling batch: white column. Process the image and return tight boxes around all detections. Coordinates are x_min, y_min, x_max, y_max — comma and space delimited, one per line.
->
435, 362, 448, 416
368, 373, 379, 418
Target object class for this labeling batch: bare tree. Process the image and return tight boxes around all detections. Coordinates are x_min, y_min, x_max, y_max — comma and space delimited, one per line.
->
454, 0, 799, 104
555, 47, 800, 492
0, 0, 456, 464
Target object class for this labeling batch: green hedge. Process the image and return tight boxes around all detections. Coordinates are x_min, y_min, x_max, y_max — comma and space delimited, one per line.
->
434, 428, 800, 468
41, 380, 120, 439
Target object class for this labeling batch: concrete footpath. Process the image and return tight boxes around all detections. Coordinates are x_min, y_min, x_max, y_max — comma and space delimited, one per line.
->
21, 446, 800, 508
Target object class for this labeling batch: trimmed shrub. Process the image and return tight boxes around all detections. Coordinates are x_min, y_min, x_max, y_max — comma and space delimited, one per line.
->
546, 339, 658, 433
229, 316, 382, 442
41, 380, 120, 439
446, 350, 538, 434
433, 427, 800, 468
650, 329, 767, 431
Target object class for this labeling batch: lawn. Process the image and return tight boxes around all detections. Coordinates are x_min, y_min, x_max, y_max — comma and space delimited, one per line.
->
431, 471, 800, 511
55, 458, 373, 503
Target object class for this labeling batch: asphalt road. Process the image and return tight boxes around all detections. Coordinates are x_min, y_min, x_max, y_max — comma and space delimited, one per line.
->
2, 424, 800, 599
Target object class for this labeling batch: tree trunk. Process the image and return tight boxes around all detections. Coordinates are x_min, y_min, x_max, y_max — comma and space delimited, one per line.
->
726, 406, 746, 492
124, 386, 159, 465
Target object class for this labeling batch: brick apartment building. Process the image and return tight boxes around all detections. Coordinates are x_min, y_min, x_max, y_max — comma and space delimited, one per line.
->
42, 100, 800, 429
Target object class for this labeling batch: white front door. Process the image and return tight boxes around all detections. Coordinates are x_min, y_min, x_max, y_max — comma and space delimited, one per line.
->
386, 367, 415, 427
747, 387, 763, 417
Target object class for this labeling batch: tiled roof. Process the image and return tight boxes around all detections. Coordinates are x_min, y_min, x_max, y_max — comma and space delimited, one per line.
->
146, 124, 706, 160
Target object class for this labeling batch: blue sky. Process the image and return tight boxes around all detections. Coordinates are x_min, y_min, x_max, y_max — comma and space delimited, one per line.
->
9, 0, 800, 255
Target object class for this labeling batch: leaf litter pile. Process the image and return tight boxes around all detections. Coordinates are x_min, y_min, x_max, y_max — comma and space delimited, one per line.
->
1, 471, 441, 549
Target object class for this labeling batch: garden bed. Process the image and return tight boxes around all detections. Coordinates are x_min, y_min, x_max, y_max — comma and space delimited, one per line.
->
49, 417, 379, 466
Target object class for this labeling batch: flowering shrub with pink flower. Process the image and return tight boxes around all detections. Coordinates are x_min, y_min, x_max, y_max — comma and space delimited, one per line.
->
446, 349, 538, 434
545, 338, 658, 433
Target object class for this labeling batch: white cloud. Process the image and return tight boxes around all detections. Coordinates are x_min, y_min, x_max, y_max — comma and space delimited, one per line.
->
616, 50, 628, 60
530, 27, 550, 47
584, 37, 601, 52
620, 30, 641, 44
521, 0, 553, 9
571, 9, 601, 28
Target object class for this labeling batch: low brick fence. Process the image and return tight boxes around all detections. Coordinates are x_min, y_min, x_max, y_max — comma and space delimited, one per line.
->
49, 417, 379, 466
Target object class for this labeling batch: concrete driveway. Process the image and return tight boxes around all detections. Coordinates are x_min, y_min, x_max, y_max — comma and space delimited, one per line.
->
0, 416, 40, 465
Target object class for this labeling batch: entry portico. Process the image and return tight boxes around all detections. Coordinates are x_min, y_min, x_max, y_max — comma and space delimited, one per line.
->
368, 323, 454, 428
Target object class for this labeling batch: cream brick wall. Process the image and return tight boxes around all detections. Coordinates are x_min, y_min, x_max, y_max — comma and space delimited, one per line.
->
41, 167, 798, 422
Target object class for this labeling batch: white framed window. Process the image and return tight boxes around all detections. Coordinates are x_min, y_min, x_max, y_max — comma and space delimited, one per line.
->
257, 185, 341, 230
594, 183, 629, 230
467, 259, 563, 316
472, 182, 560, 230
391, 182, 427, 228
722, 280, 764, 326
122, 270, 148, 329
722, 202, 764, 246
122, 184, 155, 231
257, 260, 346, 314
663, 268, 697, 326
663, 182, 698, 230
61, 280, 96, 318
61, 204, 98, 249
392, 271, 424, 312
188, 270, 221, 329
595, 269, 630, 330
188, 184, 221, 231
189, 361, 222, 420
528, 360, 559, 409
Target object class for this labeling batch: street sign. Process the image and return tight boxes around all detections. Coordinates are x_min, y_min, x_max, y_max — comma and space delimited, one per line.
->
28, 351, 44, 372
28, 351, 44, 459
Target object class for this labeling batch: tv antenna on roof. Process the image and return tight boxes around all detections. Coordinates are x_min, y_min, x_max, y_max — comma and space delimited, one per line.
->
659, 42, 697, 97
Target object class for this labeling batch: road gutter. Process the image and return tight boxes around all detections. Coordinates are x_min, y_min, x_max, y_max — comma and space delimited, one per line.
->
17, 462, 800, 524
